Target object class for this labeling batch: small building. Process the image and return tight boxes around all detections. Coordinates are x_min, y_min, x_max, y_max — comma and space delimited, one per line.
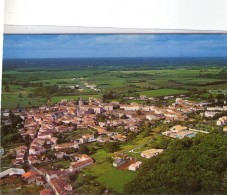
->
141, 149, 164, 159
170, 125, 187, 132
223, 126, 227, 133
204, 111, 219, 118
69, 158, 93, 172
0, 168, 25, 178
113, 158, 126, 167
128, 161, 142, 171
36, 176, 45, 186
22, 171, 39, 184
140, 95, 147, 100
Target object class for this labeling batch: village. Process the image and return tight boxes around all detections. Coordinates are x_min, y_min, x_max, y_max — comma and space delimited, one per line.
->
1, 95, 227, 195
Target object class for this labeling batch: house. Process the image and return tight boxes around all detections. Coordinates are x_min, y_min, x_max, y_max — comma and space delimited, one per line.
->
2, 109, 10, 117
120, 104, 141, 111
128, 161, 142, 171
80, 134, 96, 143
113, 158, 126, 167
55, 126, 74, 133
141, 149, 164, 159
38, 132, 52, 139
50, 137, 58, 145
146, 114, 165, 121
69, 155, 93, 172
51, 178, 73, 195
52, 112, 64, 119
22, 171, 40, 184
103, 104, 114, 111
170, 125, 187, 132
29, 145, 46, 155
140, 95, 147, 100
74, 154, 92, 162
55, 152, 66, 159
15, 145, 27, 165
28, 154, 41, 164
162, 125, 197, 139
36, 176, 45, 186
40, 170, 66, 182
69, 158, 93, 172
204, 111, 219, 118
217, 116, 227, 126
112, 134, 127, 142
207, 107, 224, 111
0, 168, 25, 178
223, 126, 227, 133
53, 142, 79, 151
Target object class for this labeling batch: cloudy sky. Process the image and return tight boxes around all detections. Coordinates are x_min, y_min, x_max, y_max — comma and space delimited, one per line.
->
3, 34, 227, 58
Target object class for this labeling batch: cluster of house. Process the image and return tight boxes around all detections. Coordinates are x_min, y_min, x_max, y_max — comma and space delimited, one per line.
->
12, 96, 217, 166
0, 167, 73, 195
4, 95, 227, 193
203, 106, 227, 118
1, 153, 93, 195
83, 82, 100, 91
112, 153, 142, 171
112, 148, 164, 171
38, 169, 73, 195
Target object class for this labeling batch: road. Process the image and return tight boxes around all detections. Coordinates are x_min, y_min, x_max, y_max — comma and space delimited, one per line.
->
24, 129, 56, 194
128, 137, 154, 153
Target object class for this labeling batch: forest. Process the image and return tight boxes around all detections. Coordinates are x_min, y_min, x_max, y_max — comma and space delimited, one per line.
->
124, 131, 227, 194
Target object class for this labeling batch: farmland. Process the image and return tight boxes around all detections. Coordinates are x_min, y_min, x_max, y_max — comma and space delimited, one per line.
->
2, 57, 227, 109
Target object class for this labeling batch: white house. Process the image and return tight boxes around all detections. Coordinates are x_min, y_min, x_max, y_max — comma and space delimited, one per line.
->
128, 161, 142, 171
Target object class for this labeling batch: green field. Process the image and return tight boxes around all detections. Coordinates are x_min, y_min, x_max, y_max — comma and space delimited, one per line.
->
2, 63, 227, 109
139, 88, 189, 97
82, 150, 136, 193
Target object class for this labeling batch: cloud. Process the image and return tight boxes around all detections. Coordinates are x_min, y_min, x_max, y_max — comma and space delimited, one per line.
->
3, 34, 227, 58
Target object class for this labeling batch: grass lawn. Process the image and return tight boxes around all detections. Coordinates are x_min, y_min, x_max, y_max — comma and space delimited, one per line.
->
82, 149, 136, 193
97, 164, 136, 193
83, 134, 163, 193
53, 160, 71, 169
139, 88, 189, 97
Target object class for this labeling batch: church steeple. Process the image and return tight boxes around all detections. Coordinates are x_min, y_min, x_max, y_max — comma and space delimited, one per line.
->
78, 96, 84, 106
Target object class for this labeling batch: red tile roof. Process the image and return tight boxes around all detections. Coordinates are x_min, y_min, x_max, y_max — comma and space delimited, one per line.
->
40, 189, 52, 195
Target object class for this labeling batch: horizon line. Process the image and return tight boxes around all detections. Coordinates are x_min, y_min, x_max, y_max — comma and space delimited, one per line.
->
3, 56, 227, 60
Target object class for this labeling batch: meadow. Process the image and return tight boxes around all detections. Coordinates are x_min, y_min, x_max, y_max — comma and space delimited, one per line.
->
2, 58, 227, 109
81, 149, 136, 193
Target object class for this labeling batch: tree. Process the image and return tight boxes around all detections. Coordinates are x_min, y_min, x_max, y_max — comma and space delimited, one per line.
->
78, 145, 90, 154
28, 93, 33, 98
120, 114, 128, 119
5, 84, 10, 92
103, 142, 120, 153
124, 132, 227, 194
136, 110, 142, 115
216, 94, 226, 101
18, 93, 23, 98
69, 173, 78, 181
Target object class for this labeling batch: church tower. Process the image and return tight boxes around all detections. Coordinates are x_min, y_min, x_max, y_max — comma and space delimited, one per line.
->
78, 96, 84, 106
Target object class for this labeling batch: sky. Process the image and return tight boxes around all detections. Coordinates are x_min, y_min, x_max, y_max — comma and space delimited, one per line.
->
3, 34, 227, 58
